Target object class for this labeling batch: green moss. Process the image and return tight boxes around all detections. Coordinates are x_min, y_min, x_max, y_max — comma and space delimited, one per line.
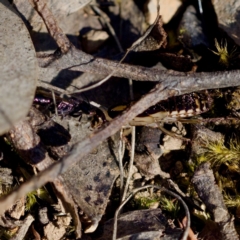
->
26, 187, 50, 211
25, 190, 38, 211
0, 226, 16, 240
179, 27, 187, 35
211, 39, 237, 68
134, 194, 161, 209
196, 137, 240, 172
224, 193, 240, 208
159, 196, 180, 218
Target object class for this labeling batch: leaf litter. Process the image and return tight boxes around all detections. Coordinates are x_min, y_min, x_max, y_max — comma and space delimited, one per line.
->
1, 0, 240, 239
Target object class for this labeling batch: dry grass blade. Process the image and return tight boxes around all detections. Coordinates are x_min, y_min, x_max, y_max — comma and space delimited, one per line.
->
118, 129, 125, 195
112, 185, 190, 240
91, 4, 124, 53
121, 126, 136, 202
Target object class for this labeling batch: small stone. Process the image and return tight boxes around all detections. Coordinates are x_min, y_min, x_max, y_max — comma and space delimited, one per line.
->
172, 126, 178, 133
43, 215, 71, 240
56, 214, 72, 227
161, 135, 183, 152
126, 165, 138, 177
145, 0, 182, 24
133, 172, 142, 180
149, 201, 160, 209
81, 30, 109, 53
44, 222, 66, 240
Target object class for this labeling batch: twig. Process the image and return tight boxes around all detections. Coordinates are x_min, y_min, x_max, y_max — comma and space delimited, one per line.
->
37, 5, 162, 94
10, 214, 34, 240
37, 45, 240, 91
128, 78, 134, 101
91, 4, 124, 53
121, 126, 136, 202
28, 0, 71, 53
192, 162, 239, 240
31, 0, 240, 93
37, 79, 69, 94
118, 128, 125, 196
91, 3, 143, 100
66, 9, 161, 94
112, 185, 190, 240
51, 90, 58, 117
1, 72, 240, 214
198, 0, 203, 14
0, 82, 165, 213
167, 179, 186, 197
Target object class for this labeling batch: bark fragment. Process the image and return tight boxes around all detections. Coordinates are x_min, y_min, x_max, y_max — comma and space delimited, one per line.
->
192, 162, 239, 240
11, 214, 34, 240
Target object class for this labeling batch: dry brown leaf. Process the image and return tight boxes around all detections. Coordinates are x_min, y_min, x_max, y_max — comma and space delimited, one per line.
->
0, 0, 37, 135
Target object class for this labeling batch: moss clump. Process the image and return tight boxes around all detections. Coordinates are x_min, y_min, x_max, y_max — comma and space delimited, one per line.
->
197, 137, 240, 172
134, 193, 161, 209
211, 39, 237, 68
25, 188, 50, 211
159, 196, 180, 218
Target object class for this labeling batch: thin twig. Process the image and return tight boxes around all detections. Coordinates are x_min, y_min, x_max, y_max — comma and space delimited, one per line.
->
65, 47, 132, 94
167, 179, 186, 197
118, 128, 125, 196
112, 185, 190, 240
1, 73, 240, 213
91, 4, 124, 53
0, 82, 167, 213
128, 78, 134, 101
121, 126, 136, 202
37, 5, 162, 94
91, 1, 137, 106
37, 80, 69, 94
37, 46, 240, 92
51, 90, 58, 116
198, 0, 203, 14
32, 0, 238, 92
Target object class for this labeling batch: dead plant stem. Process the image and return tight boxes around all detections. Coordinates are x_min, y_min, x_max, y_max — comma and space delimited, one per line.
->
121, 126, 136, 202
112, 185, 190, 240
